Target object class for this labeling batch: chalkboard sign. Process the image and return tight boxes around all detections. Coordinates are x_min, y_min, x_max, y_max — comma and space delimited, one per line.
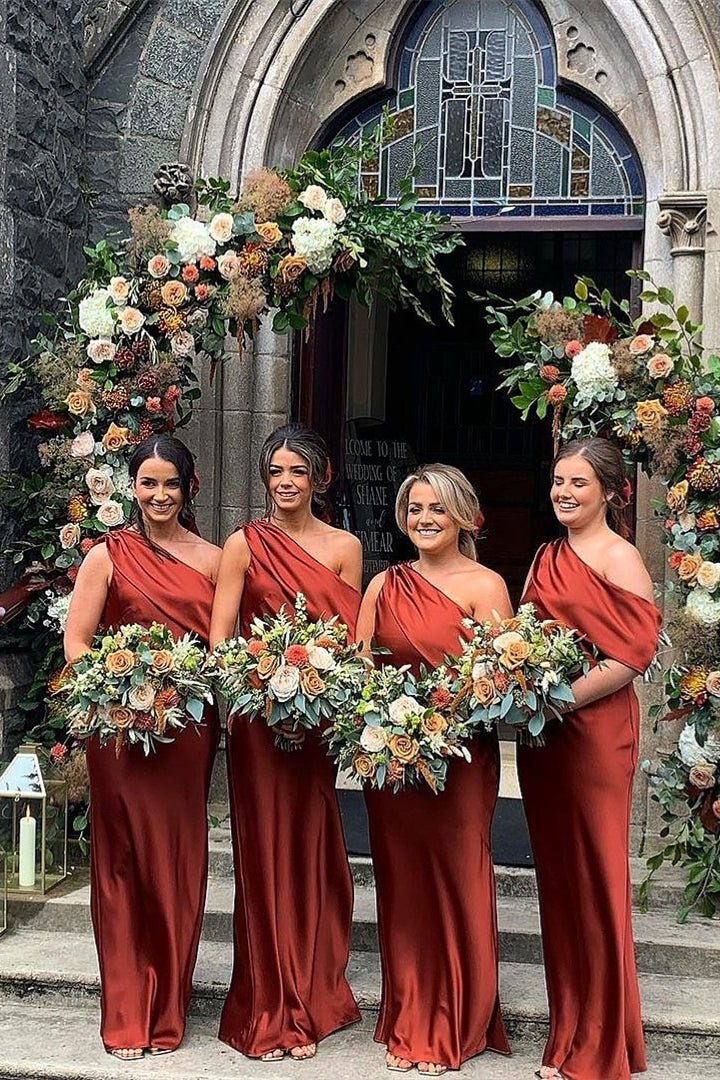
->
343, 422, 416, 585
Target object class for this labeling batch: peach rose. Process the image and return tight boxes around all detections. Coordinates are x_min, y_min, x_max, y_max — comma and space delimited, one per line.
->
65, 390, 96, 417
256, 654, 279, 681
76, 368, 97, 392
147, 254, 170, 278
705, 671, 720, 697
96, 500, 125, 527
108, 276, 130, 306
105, 649, 136, 675
635, 399, 668, 427
217, 251, 243, 280
160, 280, 188, 308
119, 307, 145, 335
277, 253, 307, 284
696, 562, 720, 592
86, 338, 117, 365
500, 638, 533, 669
688, 763, 716, 790
85, 466, 115, 504
387, 733, 420, 764
59, 523, 81, 549
299, 667, 325, 699
298, 184, 327, 212
149, 650, 175, 674
647, 352, 673, 378
473, 676, 496, 706
170, 330, 195, 357
353, 752, 376, 780
256, 221, 282, 246
421, 712, 448, 736
101, 422, 130, 452
71, 431, 96, 458
209, 212, 235, 244
677, 552, 704, 583
629, 334, 654, 355
107, 705, 135, 729
666, 481, 689, 513
547, 384, 567, 406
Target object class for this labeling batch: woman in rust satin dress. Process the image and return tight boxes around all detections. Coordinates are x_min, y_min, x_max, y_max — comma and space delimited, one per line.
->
210, 424, 363, 1061
63, 435, 221, 1059
517, 438, 662, 1080
357, 464, 512, 1075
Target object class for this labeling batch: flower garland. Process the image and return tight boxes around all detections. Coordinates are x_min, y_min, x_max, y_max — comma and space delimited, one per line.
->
484, 272, 720, 920
0, 137, 459, 748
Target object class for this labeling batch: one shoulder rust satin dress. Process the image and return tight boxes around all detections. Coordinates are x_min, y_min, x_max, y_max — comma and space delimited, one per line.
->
364, 563, 511, 1070
516, 539, 662, 1080
85, 529, 220, 1053
219, 519, 361, 1056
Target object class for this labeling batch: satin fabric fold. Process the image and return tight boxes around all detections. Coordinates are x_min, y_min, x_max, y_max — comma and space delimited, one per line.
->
516, 539, 662, 1080
219, 519, 361, 1057
86, 529, 220, 1052
364, 563, 511, 1069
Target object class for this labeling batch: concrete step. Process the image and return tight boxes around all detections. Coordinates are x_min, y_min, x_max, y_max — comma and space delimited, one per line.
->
9, 873, 718, 979
0, 930, 718, 1058
0, 1006, 714, 1080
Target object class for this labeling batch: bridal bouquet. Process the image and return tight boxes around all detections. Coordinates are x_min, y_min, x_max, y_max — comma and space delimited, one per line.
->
207, 593, 367, 750
453, 603, 591, 743
326, 664, 479, 793
51, 622, 211, 756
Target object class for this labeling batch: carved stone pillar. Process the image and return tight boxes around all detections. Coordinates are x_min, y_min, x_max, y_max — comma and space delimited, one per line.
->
656, 192, 708, 324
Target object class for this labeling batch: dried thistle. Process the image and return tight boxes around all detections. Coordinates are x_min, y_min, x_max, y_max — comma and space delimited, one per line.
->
235, 168, 293, 223
222, 277, 267, 322
642, 425, 682, 475
669, 609, 720, 667
611, 338, 638, 380
127, 204, 171, 264
532, 308, 583, 345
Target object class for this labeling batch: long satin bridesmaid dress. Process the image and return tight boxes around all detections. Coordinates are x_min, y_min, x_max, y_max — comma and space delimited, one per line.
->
516, 538, 662, 1080
219, 519, 361, 1057
364, 563, 511, 1070
86, 529, 220, 1053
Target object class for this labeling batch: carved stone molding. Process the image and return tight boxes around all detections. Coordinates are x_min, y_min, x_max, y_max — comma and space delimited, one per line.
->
656, 193, 708, 255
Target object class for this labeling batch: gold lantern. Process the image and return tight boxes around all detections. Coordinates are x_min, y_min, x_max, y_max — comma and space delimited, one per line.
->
0, 744, 69, 895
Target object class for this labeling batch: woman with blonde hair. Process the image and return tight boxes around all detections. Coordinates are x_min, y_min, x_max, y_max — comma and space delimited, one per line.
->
356, 464, 512, 1075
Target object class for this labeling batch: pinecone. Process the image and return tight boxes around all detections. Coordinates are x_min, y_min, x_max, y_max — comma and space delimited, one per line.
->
136, 370, 159, 394
273, 277, 299, 300
114, 346, 136, 373
237, 241, 269, 279
681, 433, 703, 457
688, 410, 712, 433
687, 456, 720, 493
100, 386, 130, 411
157, 308, 186, 336
662, 378, 695, 416
131, 338, 151, 362
67, 494, 90, 523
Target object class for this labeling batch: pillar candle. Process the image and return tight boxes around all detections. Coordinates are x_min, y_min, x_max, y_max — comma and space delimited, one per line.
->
18, 805, 36, 888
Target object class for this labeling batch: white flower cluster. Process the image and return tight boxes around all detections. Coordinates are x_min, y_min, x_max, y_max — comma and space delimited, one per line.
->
78, 289, 115, 338
686, 587, 720, 626
44, 590, 73, 633
570, 342, 619, 409
291, 216, 338, 275
678, 722, 720, 766
170, 215, 217, 263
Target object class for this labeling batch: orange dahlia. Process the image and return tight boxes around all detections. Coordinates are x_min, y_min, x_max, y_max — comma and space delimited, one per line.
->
662, 379, 695, 416
284, 644, 309, 667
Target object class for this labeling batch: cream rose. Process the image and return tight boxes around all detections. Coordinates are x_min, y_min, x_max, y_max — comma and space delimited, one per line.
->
706, 671, 720, 697
128, 683, 156, 711
298, 184, 327, 212
108, 276, 130, 306
696, 562, 720, 592
388, 694, 422, 724
59, 523, 80, 549
307, 645, 336, 671
217, 251, 243, 280
492, 630, 525, 655
96, 500, 125, 527
360, 724, 387, 753
629, 334, 654, 355
170, 331, 196, 357
71, 431, 96, 458
324, 197, 346, 225
147, 253, 170, 278
209, 212, 235, 244
85, 465, 115, 504
269, 664, 300, 702
688, 763, 716, 790
647, 353, 673, 378
86, 338, 117, 365
119, 307, 145, 335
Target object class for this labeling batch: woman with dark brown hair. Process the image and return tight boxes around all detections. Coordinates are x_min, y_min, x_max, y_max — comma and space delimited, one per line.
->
517, 437, 662, 1080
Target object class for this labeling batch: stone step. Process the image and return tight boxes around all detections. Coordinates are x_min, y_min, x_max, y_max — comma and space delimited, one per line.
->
0, 930, 718, 1058
8, 874, 719, 979
0, 1005, 714, 1080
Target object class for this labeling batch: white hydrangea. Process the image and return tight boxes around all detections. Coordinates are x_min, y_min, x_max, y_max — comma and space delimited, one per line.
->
44, 591, 73, 632
112, 464, 132, 498
170, 215, 216, 263
678, 722, 720, 766
686, 587, 720, 626
78, 289, 115, 337
570, 341, 618, 408
291, 216, 338, 275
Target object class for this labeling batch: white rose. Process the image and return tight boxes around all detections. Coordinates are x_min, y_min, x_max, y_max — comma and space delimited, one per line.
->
678, 511, 697, 533
209, 212, 235, 244
493, 630, 525, 655
323, 197, 346, 225
128, 683, 156, 711
59, 523, 81, 549
217, 250, 242, 280
108, 276, 130, 306
85, 465, 115, 505
78, 288, 115, 337
96, 500, 125, 527
120, 307, 145, 335
388, 694, 422, 724
696, 562, 720, 592
298, 184, 327, 212
307, 645, 336, 671
86, 338, 117, 365
678, 722, 720, 766
170, 215, 216, 263
268, 664, 300, 702
170, 331, 196, 357
186, 308, 208, 329
71, 431, 96, 458
360, 724, 387, 753
147, 254, 170, 278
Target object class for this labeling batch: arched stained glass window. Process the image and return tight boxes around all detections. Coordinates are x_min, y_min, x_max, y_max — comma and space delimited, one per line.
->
337, 0, 644, 219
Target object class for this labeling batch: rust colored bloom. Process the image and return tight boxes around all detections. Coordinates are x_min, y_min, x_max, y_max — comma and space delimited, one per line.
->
564, 340, 583, 358
697, 508, 720, 531
181, 264, 200, 284
429, 686, 452, 710
67, 494, 90, 523
680, 667, 710, 701
493, 670, 510, 694
547, 384, 567, 406
689, 410, 712, 433
284, 644, 309, 667
149, 649, 174, 674
157, 308, 186, 336
66, 566, 79, 583
49, 743, 68, 763
160, 280, 188, 307
27, 409, 68, 432
108, 705, 135, 729
687, 457, 720, 494
199, 255, 216, 271
237, 241, 269, 279
696, 396, 715, 414
353, 753, 376, 779
677, 552, 704, 583
102, 422, 130, 453
133, 711, 155, 732
154, 687, 180, 709
247, 639, 266, 656
421, 712, 448, 736
105, 649, 136, 676
713, 798, 720, 820
277, 253, 307, 284
387, 733, 420, 764
256, 653, 279, 680
662, 378, 696, 417
299, 667, 325, 699
473, 676, 496, 705
668, 550, 684, 570
386, 758, 405, 783
539, 364, 560, 383
635, 399, 668, 427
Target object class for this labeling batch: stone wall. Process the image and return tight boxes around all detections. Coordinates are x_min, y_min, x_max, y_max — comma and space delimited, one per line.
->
0, 0, 86, 758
